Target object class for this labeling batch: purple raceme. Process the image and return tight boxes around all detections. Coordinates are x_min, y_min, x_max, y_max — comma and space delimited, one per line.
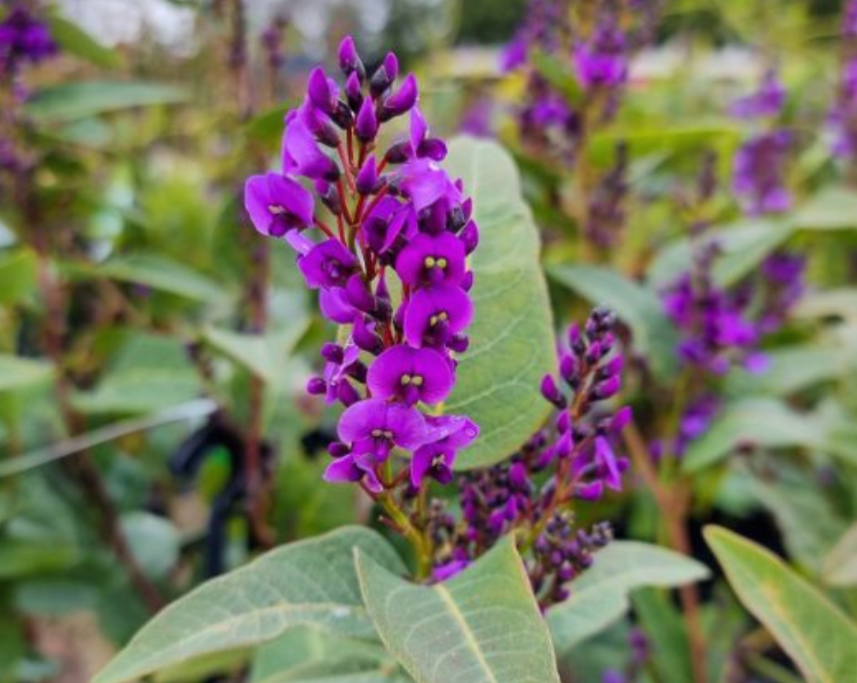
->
245, 36, 479, 496
260, 16, 287, 73
830, 1, 857, 159
0, 2, 57, 81
427, 308, 631, 607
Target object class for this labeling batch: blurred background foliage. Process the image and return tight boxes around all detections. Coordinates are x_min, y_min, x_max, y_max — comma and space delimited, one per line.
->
3, 1, 857, 683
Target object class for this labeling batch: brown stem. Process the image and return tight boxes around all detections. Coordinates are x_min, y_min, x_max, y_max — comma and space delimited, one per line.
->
623, 420, 707, 683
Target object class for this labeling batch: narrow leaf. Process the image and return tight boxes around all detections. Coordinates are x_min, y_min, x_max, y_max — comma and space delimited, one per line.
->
46, 15, 118, 68
356, 537, 561, 683
0, 355, 52, 393
823, 524, 857, 587
93, 527, 406, 683
705, 526, 857, 683
444, 138, 555, 469
547, 541, 709, 654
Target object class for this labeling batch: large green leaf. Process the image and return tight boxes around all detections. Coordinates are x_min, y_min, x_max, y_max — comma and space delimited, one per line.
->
251, 627, 409, 683
46, 15, 118, 68
546, 541, 709, 655
548, 264, 678, 381
24, 82, 188, 124
823, 523, 857, 587
93, 527, 406, 683
66, 253, 227, 302
356, 537, 561, 683
0, 355, 52, 393
793, 187, 857, 231
683, 398, 823, 474
705, 526, 857, 683
0, 248, 38, 306
444, 138, 555, 468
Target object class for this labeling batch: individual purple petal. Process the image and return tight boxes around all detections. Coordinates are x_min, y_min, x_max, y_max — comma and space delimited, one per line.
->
282, 111, 340, 181
367, 345, 454, 406
411, 414, 478, 487
396, 159, 461, 212
298, 239, 357, 289
323, 453, 362, 484
380, 74, 418, 120
319, 286, 358, 324
404, 286, 474, 348
395, 232, 466, 287
595, 436, 623, 491
244, 172, 315, 237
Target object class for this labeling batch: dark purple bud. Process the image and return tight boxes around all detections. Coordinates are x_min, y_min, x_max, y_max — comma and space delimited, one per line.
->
554, 587, 571, 602
370, 52, 399, 97
307, 68, 335, 114
355, 97, 379, 142
610, 406, 632, 432
460, 221, 479, 255
353, 316, 383, 354
509, 462, 529, 489
503, 498, 518, 521
598, 354, 624, 379
541, 375, 567, 409
420, 138, 448, 161
320, 342, 344, 363
356, 157, 379, 195
558, 564, 575, 582
345, 274, 376, 312
556, 411, 571, 434
338, 36, 364, 79
559, 354, 578, 383
316, 180, 342, 215
534, 536, 550, 553
550, 551, 563, 567
330, 101, 354, 130
307, 377, 327, 395
328, 441, 350, 458
380, 74, 418, 120
345, 72, 363, 111
568, 324, 582, 351
585, 342, 603, 365
593, 376, 621, 400
461, 198, 473, 221
460, 271, 474, 292
337, 380, 360, 406
447, 334, 469, 353
555, 431, 573, 459
384, 141, 411, 164
574, 481, 604, 500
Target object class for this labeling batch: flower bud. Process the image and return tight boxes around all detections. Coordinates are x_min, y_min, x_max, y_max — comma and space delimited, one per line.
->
338, 36, 364, 79
380, 74, 418, 121
540, 374, 567, 408
307, 377, 327, 395
356, 156, 379, 195
355, 97, 379, 142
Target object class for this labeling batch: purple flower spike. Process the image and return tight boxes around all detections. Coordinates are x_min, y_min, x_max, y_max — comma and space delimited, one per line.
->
367, 345, 454, 406
298, 239, 358, 289
395, 232, 466, 287
404, 286, 474, 348
338, 398, 428, 461
244, 173, 315, 237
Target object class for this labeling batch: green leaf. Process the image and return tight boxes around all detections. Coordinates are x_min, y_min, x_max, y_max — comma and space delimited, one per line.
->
0, 248, 38, 306
589, 123, 742, 167
46, 15, 118, 68
251, 627, 408, 683
823, 523, 857, 587
531, 51, 583, 107
443, 137, 555, 468
794, 187, 857, 231
546, 541, 709, 654
121, 512, 180, 581
203, 321, 309, 385
24, 81, 189, 124
548, 264, 678, 381
0, 355, 52, 393
356, 537, 561, 683
726, 343, 851, 397
93, 527, 406, 683
683, 398, 823, 474
647, 218, 795, 290
67, 253, 227, 302
632, 589, 692, 683
705, 526, 857, 683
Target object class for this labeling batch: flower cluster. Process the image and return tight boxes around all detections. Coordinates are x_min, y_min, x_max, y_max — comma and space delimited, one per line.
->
731, 70, 792, 215
0, 2, 57, 81
830, 1, 857, 159
245, 37, 479, 495
428, 308, 631, 604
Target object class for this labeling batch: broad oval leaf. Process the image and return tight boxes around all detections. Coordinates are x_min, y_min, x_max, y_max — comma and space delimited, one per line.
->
93, 527, 406, 683
355, 537, 561, 683
0, 354, 52, 393
548, 264, 678, 381
823, 523, 857, 587
683, 398, 823, 474
444, 138, 555, 468
546, 541, 709, 655
24, 81, 188, 124
705, 526, 857, 683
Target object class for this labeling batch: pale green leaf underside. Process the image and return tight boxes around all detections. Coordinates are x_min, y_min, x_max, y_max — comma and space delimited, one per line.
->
94, 527, 406, 683
547, 541, 709, 654
356, 537, 561, 683
443, 137, 555, 469
706, 526, 857, 683
823, 523, 857, 587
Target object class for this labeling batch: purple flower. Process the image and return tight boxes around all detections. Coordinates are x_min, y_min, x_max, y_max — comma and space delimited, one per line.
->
404, 286, 474, 348
297, 239, 358, 289
411, 415, 479, 487
337, 398, 428, 461
367, 345, 454, 406
733, 130, 792, 216
244, 173, 315, 237
0, 4, 57, 77
730, 70, 785, 119
432, 558, 470, 582
574, 20, 627, 90
395, 232, 466, 287
282, 111, 340, 181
